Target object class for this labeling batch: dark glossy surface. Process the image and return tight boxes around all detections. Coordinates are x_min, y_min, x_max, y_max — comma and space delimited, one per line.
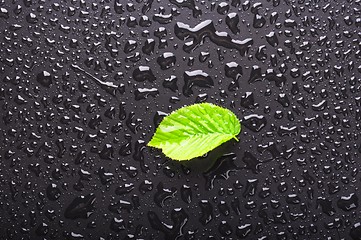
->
1, 0, 361, 239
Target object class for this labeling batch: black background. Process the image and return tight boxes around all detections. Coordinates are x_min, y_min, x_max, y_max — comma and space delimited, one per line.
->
1, 0, 361, 239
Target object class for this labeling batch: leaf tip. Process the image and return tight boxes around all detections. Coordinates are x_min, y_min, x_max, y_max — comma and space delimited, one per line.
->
147, 139, 155, 148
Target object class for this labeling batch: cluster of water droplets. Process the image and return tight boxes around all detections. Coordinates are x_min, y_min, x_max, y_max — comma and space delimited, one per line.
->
1, 0, 361, 239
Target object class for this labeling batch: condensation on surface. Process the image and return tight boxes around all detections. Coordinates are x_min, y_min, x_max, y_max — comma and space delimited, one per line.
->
0, 0, 361, 239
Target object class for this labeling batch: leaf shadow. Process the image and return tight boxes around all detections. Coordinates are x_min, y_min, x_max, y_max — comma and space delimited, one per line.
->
166, 139, 238, 173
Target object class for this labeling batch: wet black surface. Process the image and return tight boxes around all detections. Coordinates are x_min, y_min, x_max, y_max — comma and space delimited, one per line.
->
1, 0, 361, 239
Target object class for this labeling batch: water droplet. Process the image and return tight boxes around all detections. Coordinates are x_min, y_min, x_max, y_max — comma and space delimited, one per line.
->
64, 194, 96, 219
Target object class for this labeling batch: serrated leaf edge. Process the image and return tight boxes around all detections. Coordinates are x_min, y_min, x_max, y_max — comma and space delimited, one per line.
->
147, 103, 241, 161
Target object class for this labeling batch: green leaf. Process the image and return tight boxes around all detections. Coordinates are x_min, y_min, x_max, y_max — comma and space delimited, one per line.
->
147, 103, 241, 161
